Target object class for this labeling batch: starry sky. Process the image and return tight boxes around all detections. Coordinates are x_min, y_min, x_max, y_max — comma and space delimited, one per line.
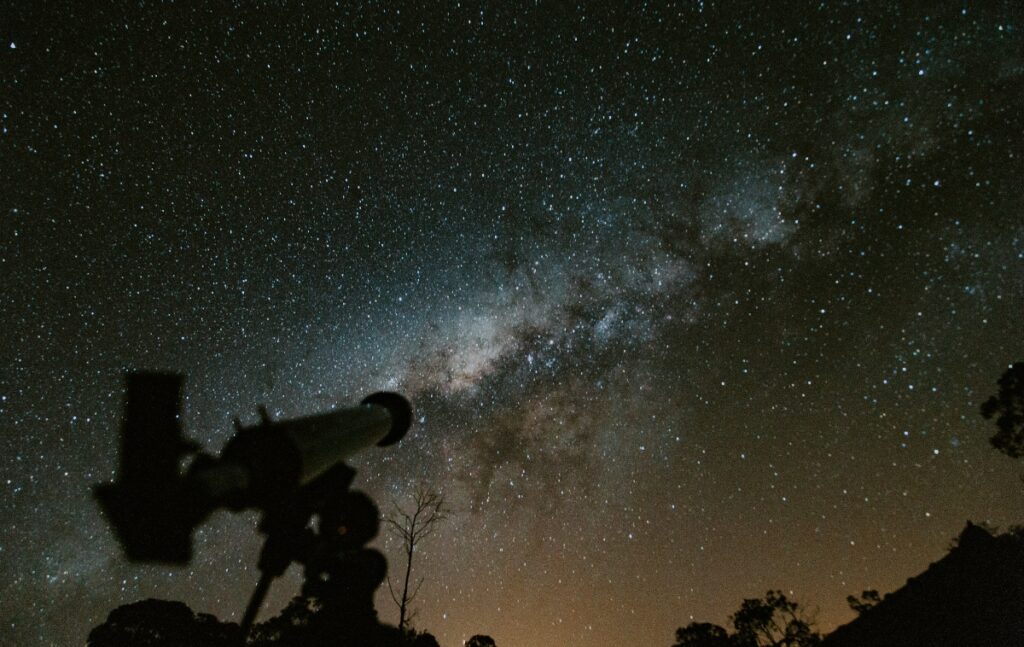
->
2, 2, 1023, 646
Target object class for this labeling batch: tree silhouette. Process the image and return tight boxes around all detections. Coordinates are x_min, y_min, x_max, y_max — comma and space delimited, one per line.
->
248, 596, 320, 646
465, 635, 497, 647
247, 593, 437, 647
731, 590, 820, 647
981, 362, 1024, 458
384, 485, 450, 630
87, 599, 239, 647
673, 591, 820, 647
673, 621, 732, 646
844, 589, 881, 615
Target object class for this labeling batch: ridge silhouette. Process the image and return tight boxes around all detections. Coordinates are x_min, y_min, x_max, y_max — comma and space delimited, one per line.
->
822, 522, 1024, 647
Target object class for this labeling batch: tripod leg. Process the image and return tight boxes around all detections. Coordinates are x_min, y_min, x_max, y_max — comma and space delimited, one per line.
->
239, 571, 274, 640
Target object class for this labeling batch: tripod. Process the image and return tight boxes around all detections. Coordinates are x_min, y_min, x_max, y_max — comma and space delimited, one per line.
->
239, 463, 387, 640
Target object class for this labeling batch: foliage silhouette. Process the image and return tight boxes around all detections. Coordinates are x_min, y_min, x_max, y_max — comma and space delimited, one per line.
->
844, 590, 880, 615
731, 590, 820, 647
91, 573, 439, 647
409, 630, 442, 647
981, 361, 1024, 458
245, 592, 442, 647
465, 635, 497, 647
87, 599, 239, 646
247, 592, 409, 647
673, 590, 820, 647
673, 621, 732, 646
247, 596, 319, 645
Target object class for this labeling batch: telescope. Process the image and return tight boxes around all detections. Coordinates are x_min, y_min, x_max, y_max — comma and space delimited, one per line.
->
94, 372, 412, 632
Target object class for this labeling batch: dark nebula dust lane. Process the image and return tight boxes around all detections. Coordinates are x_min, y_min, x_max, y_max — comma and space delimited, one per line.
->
1, 3, 1022, 646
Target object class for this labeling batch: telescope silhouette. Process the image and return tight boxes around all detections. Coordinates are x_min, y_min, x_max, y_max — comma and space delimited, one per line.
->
94, 372, 412, 633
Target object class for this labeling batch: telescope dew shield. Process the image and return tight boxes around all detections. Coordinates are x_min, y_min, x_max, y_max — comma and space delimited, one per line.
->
279, 404, 390, 485
280, 391, 411, 484
361, 391, 412, 446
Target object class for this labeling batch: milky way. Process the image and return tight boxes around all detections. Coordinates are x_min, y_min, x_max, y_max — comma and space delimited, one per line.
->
2, 3, 1023, 646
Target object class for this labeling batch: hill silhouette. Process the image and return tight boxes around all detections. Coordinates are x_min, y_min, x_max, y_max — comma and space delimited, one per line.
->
822, 522, 1024, 647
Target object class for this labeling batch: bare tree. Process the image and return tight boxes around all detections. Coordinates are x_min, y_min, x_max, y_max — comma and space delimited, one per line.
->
383, 485, 449, 630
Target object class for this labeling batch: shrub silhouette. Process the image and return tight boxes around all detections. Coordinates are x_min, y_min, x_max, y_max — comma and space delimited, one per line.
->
87, 599, 239, 646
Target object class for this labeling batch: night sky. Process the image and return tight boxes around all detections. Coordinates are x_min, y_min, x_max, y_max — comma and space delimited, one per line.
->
2, 2, 1023, 646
